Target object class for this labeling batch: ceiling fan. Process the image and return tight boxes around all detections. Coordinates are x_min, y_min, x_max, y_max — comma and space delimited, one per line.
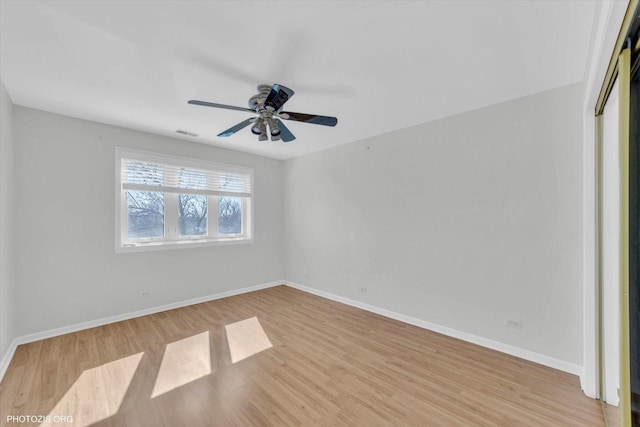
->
188, 84, 338, 142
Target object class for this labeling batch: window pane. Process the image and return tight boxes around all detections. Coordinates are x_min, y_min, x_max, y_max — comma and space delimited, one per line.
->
219, 197, 242, 234
179, 194, 207, 236
127, 191, 164, 239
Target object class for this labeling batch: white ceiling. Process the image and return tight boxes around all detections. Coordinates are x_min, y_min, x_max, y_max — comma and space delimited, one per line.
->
0, 0, 597, 160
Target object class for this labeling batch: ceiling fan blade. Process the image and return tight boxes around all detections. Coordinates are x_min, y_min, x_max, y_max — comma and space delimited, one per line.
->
188, 100, 255, 113
265, 84, 295, 112
276, 119, 295, 142
279, 111, 338, 127
217, 118, 257, 137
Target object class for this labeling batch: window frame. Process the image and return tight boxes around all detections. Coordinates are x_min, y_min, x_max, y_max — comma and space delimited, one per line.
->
115, 147, 254, 253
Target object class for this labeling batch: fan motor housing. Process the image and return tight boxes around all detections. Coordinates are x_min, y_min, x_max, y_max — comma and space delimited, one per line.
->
248, 84, 273, 110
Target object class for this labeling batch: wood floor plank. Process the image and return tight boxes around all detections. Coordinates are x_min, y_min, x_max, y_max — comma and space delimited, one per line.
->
0, 285, 604, 426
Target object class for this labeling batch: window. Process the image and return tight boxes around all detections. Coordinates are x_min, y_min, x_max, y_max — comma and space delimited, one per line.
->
115, 148, 253, 252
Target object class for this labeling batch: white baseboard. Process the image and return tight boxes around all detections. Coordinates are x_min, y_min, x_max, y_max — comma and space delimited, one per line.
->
1, 279, 583, 383
0, 280, 283, 382
0, 337, 19, 384
579, 367, 593, 398
284, 281, 583, 376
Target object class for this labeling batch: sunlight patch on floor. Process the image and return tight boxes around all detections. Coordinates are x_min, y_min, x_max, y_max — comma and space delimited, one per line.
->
151, 331, 212, 398
225, 317, 272, 364
42, 352, 143, 427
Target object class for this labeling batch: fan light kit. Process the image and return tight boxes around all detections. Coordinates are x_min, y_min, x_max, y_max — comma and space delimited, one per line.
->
188, 84, 338, 143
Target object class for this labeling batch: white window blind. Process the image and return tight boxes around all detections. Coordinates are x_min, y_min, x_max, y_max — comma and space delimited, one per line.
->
121, 158, 252, 198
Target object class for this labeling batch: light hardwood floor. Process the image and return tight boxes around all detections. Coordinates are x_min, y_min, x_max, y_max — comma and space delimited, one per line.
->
0, 285, 604, 426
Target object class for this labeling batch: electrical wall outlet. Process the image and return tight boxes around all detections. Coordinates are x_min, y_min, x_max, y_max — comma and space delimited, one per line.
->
140, 291, 150, 298
505, 318, 523, 329
358, 287, 367, 293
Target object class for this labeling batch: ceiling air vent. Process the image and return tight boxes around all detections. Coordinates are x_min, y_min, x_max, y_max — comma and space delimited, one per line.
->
176, 129, 198, 137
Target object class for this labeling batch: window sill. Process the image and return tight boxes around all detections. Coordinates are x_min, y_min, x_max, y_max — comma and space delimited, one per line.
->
115, 237, 254, 254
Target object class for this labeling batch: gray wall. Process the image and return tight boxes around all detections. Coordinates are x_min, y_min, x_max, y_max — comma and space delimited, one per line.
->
13, 107, 284, 336
283, 83, 584, 365
7, 82, 586, 368
0, 80, 15, 358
